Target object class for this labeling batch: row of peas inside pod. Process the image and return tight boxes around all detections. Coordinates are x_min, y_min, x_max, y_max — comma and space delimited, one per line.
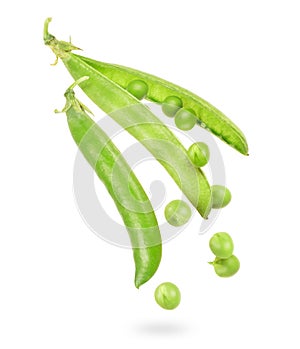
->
126, 79, 198, 131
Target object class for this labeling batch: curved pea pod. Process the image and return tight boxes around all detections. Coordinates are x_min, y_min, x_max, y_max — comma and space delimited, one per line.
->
44, 18, 212, 218
57, 78, 162, 288
76, 54, 248, 155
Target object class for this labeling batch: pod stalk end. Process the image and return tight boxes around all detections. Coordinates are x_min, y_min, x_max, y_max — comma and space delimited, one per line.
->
43, 17, 81, 63
55, 77, 93, 116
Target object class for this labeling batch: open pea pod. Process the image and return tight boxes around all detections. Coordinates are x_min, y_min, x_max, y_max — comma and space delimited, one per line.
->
44, 18, 212, 218
75, 55, 248, 155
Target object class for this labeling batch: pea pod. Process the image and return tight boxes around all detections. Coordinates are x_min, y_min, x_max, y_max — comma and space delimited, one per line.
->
44, 18, 212, 218
57, 77, 162, 288
75, 55, 248, 155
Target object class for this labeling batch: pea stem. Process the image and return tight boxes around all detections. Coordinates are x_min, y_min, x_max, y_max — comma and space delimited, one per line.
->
43, 17, 54, 43
66, 75, 89, 91
44, 18, 81, 63
55, 76, 93, 116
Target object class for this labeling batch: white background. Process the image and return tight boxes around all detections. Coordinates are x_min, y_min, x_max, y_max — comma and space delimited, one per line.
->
1, 0, 300, 348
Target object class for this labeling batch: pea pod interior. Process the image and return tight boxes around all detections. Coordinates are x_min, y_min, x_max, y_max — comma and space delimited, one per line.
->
76, 54, 248, 155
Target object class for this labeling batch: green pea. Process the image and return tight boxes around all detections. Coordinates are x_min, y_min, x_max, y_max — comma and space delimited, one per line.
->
174, 108, 196, 131
211, 185, 232, 208
188, 142, 210, 167
164, 200, 192, 226
126, 79, 148, 100
211, 255, 240, 277
162, 96, 183, 117
209, 232, 234, 259
154, 282, 181, 310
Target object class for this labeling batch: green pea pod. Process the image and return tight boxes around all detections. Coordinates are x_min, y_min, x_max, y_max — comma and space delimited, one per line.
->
74, 55, 248, 155
44, 18, 212, 218
57, 77, 162, 288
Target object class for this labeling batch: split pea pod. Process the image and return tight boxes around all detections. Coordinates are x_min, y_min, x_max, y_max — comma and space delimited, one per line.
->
44, 18, 212, 218
75, 55, 248, 155
57, 78, 162, 288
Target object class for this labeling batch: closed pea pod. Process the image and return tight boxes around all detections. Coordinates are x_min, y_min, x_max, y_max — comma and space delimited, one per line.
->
44, 18, 212, 218
75, 55, 249, 155
56, 77, 162, 288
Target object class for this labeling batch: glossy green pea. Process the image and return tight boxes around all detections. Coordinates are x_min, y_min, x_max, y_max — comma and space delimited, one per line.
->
76, 56, 249, 155
211, 255, 240, 277
164, 200, 192, 226
175, 108, 196, 131
188, 142, 210, 167
209, 232, 234, 259
44, 18, 212, 219
211, 185, 232, 208
162, 96, 183, 117
154, 282, 181, 310
126, 79, 148, 100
